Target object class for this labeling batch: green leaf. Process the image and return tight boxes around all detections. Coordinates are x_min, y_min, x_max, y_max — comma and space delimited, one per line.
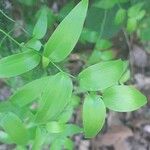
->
10, 76, 50, 107
36, 6, 55, 28
62, 124, 83, 137
0, 112, 29, 145
88, 50, 114, 65
127, 18, 137, 33
58, 1, 75, 21
33, 8, 47, 39
50, 139, 64, 150
44, 0, 88, 62
93, 0, 117, 9
57, 105, 73, 123
119, 70, 130, 84
0, 101, 34, 121
64, 138, 74, 150
35, 72, 73, 123
80, 28, 98, 43
32, 127, 44, 150
78, 59, 124, 91
115, 8, 126, 25
46, 121, 65, 133
103, 85, 147, 112
24, 38, 42, 51
95, 39, 112, 50
83, 94, 106, 138
0, 49, 41, 78
136, 10, 145, 21
128, 3, 144, 18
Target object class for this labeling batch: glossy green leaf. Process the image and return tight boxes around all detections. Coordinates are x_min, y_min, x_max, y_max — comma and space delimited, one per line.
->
57, 105, 73, 123
95, 39, 112, 50
0, 101, 34, 121
100, 50, 114, 61
78, 59, 124, 91
58, 1, 75, 21
63, 124, 83, 137
0, 49, 41, 78
80, 28, 98, 43
36, 6, 55, 28
103, 85, 147, 112
83, 94, 106, 138
10, 76, 50, 107
33, 8, 47, 39
64, 138, 74, 150
46, 121, 65, 133
32, 127, 44, 150
50, 139, 64, 150
119, 61, 130, 83
35, 72, 73, 123
25, 38, 42, 51
127, 18, 137, 33
44, 0, 88, 62
115, 8, 126, 25
0, 112, 29, 145
128, 3, 144, 18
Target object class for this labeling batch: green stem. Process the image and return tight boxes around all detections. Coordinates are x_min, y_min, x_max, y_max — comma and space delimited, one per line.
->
99, 10, 107, 39
49, 59, 76, 79
0, 28, 14, 46
0, 9, 30, 36
49, 59, 64, 73
0, 9, 15, 23
0, 29, 21, 47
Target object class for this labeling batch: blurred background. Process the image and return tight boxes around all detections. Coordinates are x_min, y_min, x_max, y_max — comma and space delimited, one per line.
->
0, 0, 150, 149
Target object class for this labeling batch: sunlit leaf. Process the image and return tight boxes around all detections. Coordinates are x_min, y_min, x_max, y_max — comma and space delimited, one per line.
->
103, 85, 147, 112
44, 0, 88, 62
35, 72, 73, 123
25, 38, 42, 51
0, 49, 41, 78
127, 18, 137, 33
0, 112, 29, 145
83, 94, 106, 138
46, 121, 65, 133
10, 76, 50, 107
33, 8, 47, 39
32, 127, 44, 150
115, 8, 126, 25
79, 59, 124, 91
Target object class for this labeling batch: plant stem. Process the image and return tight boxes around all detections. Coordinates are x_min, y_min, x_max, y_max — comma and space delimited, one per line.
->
0, 9, 15, 23
122, 28, 134, 80
0, 29, 21, 47
0, 28, 14, 46
49, 59, 64, 73
99, 10, 107, 39
0, 9, 30, 36
49, 59, 76, 79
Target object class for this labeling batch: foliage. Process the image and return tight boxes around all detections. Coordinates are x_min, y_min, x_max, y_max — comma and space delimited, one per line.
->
0, 0, 149, 149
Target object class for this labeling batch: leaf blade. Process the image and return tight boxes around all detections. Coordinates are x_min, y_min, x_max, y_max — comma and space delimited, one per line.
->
10, 76, 50, 107
0, 112, 29, 145
79, 59, 124, 91
35, 72, 73, 123
103, 85, 147, 112
44, 0, 88, 62
33, 9, 47, 39
83, 94, 106, 138
0, 49, 41, 78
